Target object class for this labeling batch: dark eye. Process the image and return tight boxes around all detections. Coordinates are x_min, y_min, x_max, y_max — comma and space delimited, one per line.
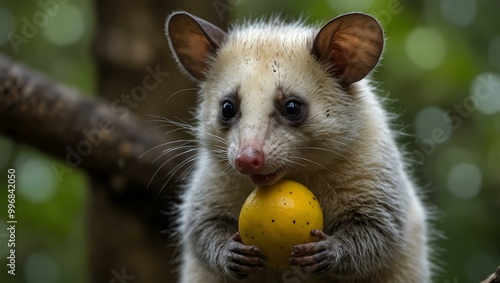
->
221, 100, 236, 120
283, 100, 302, 120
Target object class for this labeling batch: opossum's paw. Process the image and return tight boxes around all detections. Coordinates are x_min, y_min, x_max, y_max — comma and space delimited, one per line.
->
289, 230, 338, 274
223, 232, 267, 279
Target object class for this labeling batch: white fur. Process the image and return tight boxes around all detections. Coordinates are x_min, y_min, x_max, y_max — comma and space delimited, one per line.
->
174, 17, 431, 283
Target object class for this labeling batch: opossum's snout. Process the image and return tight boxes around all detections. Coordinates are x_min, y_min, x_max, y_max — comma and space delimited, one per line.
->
235, 147, 264, 174
234, 145, 285, 186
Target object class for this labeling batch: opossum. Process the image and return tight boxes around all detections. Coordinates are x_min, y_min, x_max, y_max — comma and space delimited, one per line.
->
165, 11, 431, 283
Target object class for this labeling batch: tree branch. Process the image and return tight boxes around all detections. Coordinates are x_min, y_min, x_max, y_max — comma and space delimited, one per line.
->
0, 53, 190, 196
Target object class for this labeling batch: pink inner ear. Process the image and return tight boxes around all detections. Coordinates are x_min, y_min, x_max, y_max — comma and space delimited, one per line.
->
330, 48, 347, 77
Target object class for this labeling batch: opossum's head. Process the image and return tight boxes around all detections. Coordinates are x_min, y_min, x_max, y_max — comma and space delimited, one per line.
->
166, 12, 383, 186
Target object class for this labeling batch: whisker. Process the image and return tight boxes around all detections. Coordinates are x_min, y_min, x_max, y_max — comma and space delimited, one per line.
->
143, 115, 196, 132
278, 158, 310, 179
178, 159, 199, 181
161, 151, 199, 190
140, 139, 194, 159
143, 123, 186, 134
165, 88, 198, 106
289, 155, 336, 176
330, 139, 365, 159
153, 144, 196, 163
148, 148, 196, 191
294, 145, 360, 172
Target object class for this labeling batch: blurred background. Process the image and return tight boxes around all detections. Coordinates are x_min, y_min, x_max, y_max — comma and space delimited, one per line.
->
0, 0, 499, 282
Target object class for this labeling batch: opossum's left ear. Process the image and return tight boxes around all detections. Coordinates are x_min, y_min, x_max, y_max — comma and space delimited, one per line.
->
166, 12, 226, 81
312, 13, 383, 86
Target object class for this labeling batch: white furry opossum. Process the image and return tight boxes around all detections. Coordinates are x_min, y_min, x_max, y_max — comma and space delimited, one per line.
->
166, 11, 431, 283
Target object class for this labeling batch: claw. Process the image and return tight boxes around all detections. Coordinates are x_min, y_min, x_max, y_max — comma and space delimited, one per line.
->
224, 232, 266, 279
289, 230, 335, 274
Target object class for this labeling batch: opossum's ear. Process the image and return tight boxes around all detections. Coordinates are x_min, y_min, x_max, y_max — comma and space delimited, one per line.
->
312, 13, 383, 86
166, 12, 226, 81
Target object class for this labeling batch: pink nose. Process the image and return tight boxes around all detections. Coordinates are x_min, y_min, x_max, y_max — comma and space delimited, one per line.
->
235, 147, 264, 174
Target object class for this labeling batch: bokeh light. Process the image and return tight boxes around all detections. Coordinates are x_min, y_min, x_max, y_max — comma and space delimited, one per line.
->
24, 253, 61, 283
414, 106, 453, 144
440, 0, 476, 27
405, 27, 447, 70
447, 162, 482, 199
469, 72, 500, 115
16, 155, 58, 203
43, 5, 84, 46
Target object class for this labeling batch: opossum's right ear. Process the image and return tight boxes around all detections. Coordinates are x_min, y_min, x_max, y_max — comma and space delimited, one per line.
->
166, 12, 226, 81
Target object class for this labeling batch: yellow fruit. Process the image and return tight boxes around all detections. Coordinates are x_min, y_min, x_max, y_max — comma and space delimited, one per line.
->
238, 179, 323, 269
